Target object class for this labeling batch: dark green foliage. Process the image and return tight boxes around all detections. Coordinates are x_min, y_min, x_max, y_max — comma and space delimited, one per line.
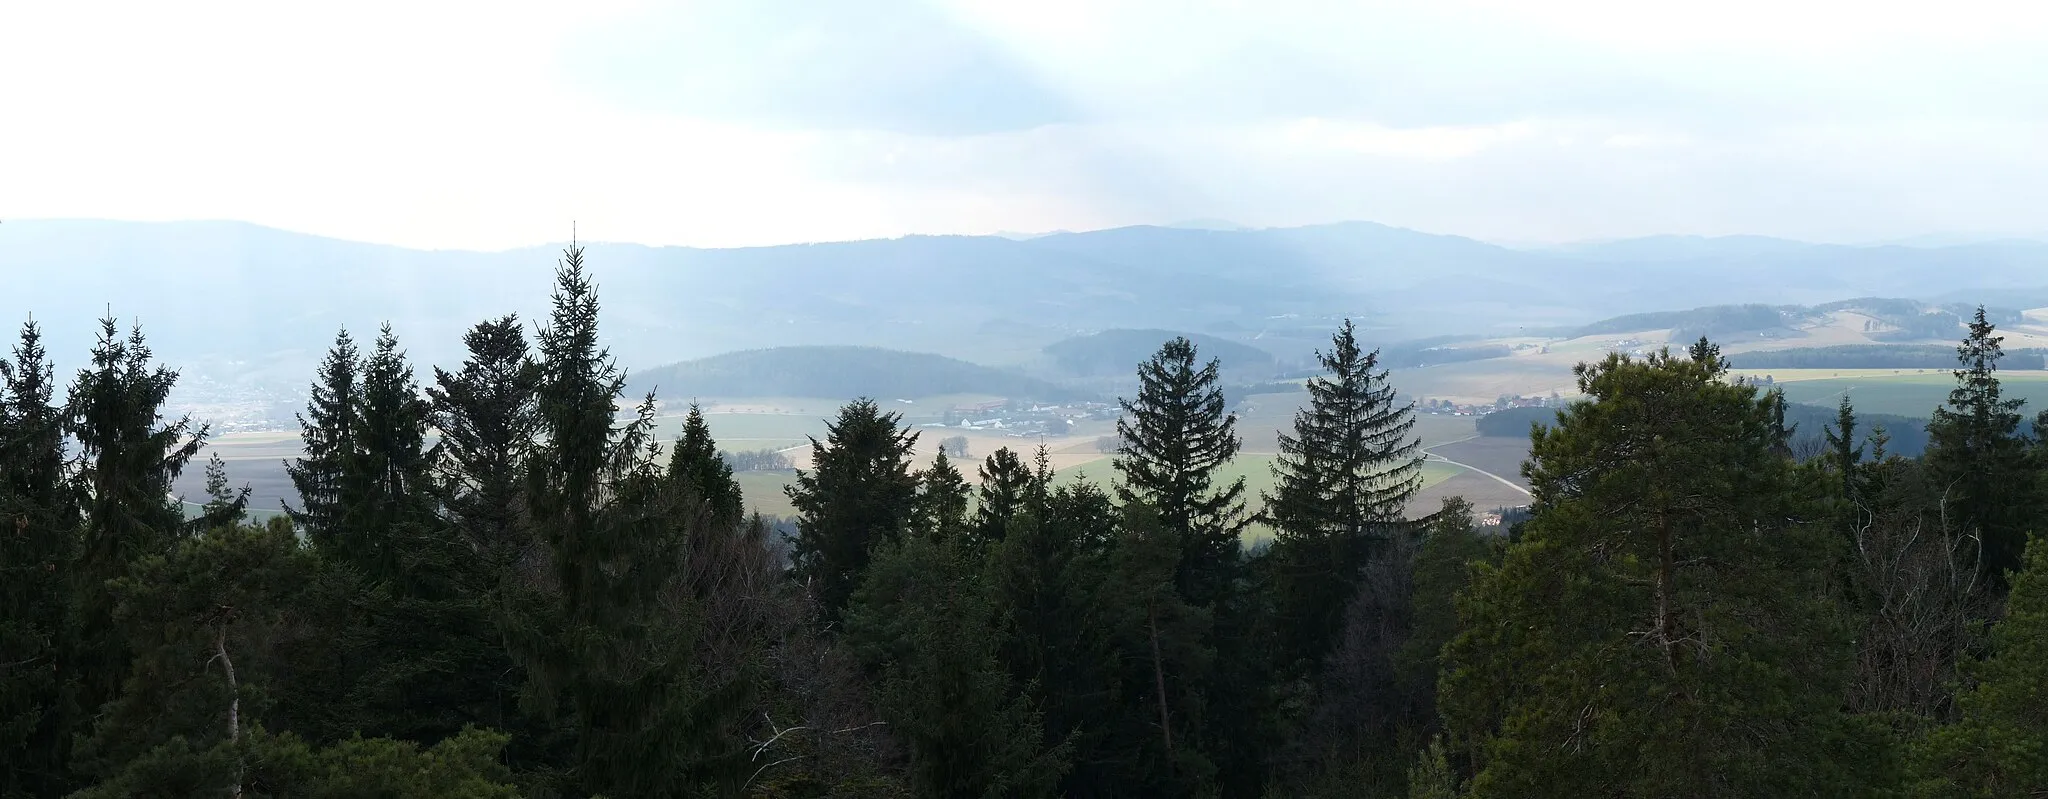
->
1114, 336, 1249, 609
71, 725, 521, 799
670, 402, 747, 528
427, 314, 540, 570
284, 328, 360, 546
1731, 344, 2048, 371
972, 446, 1034, 551
72, 520, 314, 783
191, 453, 251, 532
914, 447, 971, 543
66, 318, 207, 723
847, 525, 1071, 798
1925, 307, 2037, 585
1394, 498, 1494, 735
505, 244, 759, 796
1912, 531, 2048, 795
1439, 347, 1884, 796
788, 398, 922, 620
348, 323, 438, 583
1265, 319, 1422, 671
0, 319, 81, 798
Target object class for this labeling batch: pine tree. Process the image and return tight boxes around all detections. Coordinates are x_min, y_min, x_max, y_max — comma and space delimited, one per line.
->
426, 314, 539, 570
972, 446, 1034, 551
1265, 318, 1422, 670
285, 328, 362, 548
1926, 306, 2034, 585
1438, 348, 1885, 796
1113, 336, 1249, 609
67, 318, 207, 722
0, 319, 82, 798
667, 403, 744, 528
1824, 394, 1864, 502
1912, 530, 2048, 793
787, 398, 921, 620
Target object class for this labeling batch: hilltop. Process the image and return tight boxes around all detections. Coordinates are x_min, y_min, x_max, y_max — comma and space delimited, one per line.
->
626, 345, 1083, 404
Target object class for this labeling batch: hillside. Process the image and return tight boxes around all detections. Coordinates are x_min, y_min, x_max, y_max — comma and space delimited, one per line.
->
15, 221, 2048, 432
1043, 329, 1279, 377
627, 345, 1082, 402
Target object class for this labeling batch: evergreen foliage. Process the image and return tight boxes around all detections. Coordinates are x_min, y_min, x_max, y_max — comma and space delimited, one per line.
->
1265, 318, 1423, 671
787, 398, 921, 621
1114, 336, 1249, 609
1926, 306, 2037, 586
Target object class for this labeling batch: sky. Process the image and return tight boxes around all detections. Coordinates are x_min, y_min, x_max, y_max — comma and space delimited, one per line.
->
4, 0, 2047, 250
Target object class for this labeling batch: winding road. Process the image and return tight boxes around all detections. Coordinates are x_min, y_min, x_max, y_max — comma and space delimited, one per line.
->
1422, 434, 1532, 498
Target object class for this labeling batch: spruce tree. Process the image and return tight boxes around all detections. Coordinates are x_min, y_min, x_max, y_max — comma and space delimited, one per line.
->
506, 243, 752, 795
350, 323, 437, 584
285, 328, 362, 547
1438, 348, 1885, 796
1926, 306, 2034, 585
787, 398, 921, 620
426, 314, 539, 570
1113, 336, 1249, 609
67, 318, 207, 721
913, 447, 971, 543
972, 446, 1034, 551
189, 453, 251, 533
1264, 318, 1422, 670
0, 319, 81, 798
667, 402, 744, 528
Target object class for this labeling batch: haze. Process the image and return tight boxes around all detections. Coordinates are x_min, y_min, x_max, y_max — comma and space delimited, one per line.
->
7, 0, 2048, 249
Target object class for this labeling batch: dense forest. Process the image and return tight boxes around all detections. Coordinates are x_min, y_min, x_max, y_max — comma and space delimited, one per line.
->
1478, 400, 1938, 458
1731, 344, 2048, 371
5, 246, 2047, 797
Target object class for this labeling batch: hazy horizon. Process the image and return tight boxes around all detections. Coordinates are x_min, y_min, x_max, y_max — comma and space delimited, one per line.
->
8, 1, 2048, 250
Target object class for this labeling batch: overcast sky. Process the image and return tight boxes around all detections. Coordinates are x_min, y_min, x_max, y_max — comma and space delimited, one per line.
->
4, 0, 2047, 250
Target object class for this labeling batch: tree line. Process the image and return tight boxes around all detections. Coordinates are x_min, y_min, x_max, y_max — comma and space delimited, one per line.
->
1730, 343, 2048, 371
3, 247, 2045, 797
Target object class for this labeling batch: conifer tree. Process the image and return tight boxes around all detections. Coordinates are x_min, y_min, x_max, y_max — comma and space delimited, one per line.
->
285, 328, 362, 547
67, 318, 207, 721
1439, 348, 1884, 796
973, 446, 1034, 551
1114, 336, 1249, 609
913, 447, 971, 543
1912, 530, 2048, 793
846, 523, 1071, 797
0, 319, 81, 798
505, 243, 752, 795
1926, 306, 2035, 585
427, 314, 539, 569
350, 323, 437, 583
667, 402, 744, 528
1265, 318, 1422, 669
787, 398, 921, 620
189, 453, 251, 533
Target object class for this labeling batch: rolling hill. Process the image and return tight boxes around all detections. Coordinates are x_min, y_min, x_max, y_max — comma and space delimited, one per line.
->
1042, 329, 1280, 377
626, 346, 1083, 403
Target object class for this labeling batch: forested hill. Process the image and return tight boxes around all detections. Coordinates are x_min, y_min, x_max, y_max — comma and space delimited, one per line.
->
14, 221, 2048, 399
627, 345, 1084, 402
1043, 329, 1279, 376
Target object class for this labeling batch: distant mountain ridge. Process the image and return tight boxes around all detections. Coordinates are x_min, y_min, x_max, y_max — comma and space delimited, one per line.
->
10, 218, 2048, 406
627, 346, 1083, 403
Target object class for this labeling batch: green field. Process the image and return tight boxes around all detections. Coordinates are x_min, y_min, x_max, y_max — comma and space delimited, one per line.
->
1765, 373, 2048, 418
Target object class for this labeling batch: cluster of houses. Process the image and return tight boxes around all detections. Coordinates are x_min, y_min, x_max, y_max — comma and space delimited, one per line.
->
926, 399, 1120, 436
1416, 392, 1563, 417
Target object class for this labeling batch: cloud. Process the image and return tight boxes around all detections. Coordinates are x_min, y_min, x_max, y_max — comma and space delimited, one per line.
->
557, 0, 1081, 135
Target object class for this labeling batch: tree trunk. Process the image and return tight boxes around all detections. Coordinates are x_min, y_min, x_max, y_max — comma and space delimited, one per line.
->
1147, 600, 1175, 768
214, 623, 242, 799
